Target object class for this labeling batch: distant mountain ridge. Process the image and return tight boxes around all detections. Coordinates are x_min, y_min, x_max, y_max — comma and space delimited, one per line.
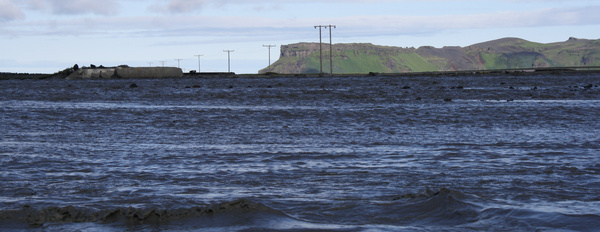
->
260, 37, 600, 74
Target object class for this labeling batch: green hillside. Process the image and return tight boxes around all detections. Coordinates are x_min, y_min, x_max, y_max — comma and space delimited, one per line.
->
260, 37, 600, 74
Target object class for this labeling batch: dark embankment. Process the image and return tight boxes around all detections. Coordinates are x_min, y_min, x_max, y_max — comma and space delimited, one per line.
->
3, 66, 600, 80
0, 72, 52, 80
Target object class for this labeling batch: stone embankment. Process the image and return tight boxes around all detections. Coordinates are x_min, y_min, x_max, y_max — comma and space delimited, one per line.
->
66, 67, 183, 79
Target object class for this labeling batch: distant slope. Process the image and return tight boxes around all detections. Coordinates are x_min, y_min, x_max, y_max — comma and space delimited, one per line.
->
260, 37, 600, 74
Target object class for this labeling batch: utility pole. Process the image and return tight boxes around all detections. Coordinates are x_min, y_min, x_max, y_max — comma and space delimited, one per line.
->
159, 61, 166, 67
148, 62, 153, 67
194, 54, 203, 72
326, 25, 336, 74
175, 59, 183, 68
314, 25, 326, 74
263, 45, 276, 72
223, 50, 234, 73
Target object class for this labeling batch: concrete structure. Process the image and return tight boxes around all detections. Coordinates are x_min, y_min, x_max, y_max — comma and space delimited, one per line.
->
66, 67, 183, 79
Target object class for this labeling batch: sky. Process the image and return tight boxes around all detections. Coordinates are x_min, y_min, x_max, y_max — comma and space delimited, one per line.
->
1, 0, 599, 74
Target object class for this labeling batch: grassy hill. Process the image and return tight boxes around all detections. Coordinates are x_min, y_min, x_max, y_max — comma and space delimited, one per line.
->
260, 37, 600, 74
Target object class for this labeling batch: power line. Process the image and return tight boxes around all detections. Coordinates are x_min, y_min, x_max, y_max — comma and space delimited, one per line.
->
263, 45, 276, 72
223, 50, 234, 73
194, 54, 203, 72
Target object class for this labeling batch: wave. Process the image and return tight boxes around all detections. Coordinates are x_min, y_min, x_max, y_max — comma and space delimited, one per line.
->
378, 188, 481, 226
2, 190, 600, 231
0, 199, 365, 231
475, 207, 600, 231
372, 188, 600, 231
0, 199, 289, 227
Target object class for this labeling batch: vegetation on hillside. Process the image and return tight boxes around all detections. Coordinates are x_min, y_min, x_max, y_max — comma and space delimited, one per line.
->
260, 37, 600, 74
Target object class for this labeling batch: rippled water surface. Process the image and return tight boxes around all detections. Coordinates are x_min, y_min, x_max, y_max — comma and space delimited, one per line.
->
1, 74, 600, 231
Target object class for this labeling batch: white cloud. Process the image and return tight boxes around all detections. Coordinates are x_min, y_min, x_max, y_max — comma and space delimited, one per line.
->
331, 5, 600, 37
0, 0, 25, 21
146, 0, 398, 14
4, 3, 600, 40
26, 0, 120, 16
149, 0, 205, 14
3, 0, 600, 43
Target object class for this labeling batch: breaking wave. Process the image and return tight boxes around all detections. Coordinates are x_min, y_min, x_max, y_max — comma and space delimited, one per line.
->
0, 199, 318, 231
1, 189, 599, 231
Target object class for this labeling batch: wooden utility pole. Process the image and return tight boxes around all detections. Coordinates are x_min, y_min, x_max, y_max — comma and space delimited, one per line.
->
314, 25, 325, 74
315, 25, 336, 74
175, 59, 183, 68
223, 50, 234, 73
194, 54, 203, 72
263, 45, 276, 72
326, 25, 336, 74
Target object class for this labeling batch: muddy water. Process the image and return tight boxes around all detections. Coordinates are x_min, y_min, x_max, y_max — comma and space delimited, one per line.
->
1, 74, 600, 231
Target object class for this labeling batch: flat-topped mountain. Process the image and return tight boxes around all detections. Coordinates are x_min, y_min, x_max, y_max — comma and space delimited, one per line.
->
260, 37, 600, 74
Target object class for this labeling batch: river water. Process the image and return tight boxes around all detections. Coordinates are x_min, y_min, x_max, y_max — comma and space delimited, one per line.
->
1, 74, 599, 231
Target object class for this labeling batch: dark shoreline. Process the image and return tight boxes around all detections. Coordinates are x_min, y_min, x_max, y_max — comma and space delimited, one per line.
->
0, 72, 49, 80
2, 66, 600, 80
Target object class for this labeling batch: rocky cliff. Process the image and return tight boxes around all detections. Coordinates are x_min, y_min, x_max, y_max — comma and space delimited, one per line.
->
260, 37, 600, 74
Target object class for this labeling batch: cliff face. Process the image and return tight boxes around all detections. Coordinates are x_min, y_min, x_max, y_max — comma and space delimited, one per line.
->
260, 37, 600, 74
280, 43, 320, 58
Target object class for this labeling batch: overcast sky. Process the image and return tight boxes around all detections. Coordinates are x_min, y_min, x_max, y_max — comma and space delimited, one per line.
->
1, 0, 599, 74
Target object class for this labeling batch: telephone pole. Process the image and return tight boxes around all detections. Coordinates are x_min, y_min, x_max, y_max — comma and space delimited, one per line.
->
314, 25, 325, 74
326, 25, 336, 74
159, 61, 166, 67
263, 45, 276, 72
174, 59, 183, 68
194, 54, 203, 72
148, 62, 153, 67
223, 50, 234, 73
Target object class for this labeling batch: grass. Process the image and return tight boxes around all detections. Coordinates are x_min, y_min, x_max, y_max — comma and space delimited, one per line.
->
392, 53, 438, 72
267, 38, 600, 74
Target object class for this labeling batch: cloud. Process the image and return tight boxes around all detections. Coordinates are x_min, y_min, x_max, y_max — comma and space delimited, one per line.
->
149, 0, 205, 14
0, 0, 25, 21
331, 5, 600, 37
147, 0, 387, 14
26, 0, 120, 16
4, 2, 600, 41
